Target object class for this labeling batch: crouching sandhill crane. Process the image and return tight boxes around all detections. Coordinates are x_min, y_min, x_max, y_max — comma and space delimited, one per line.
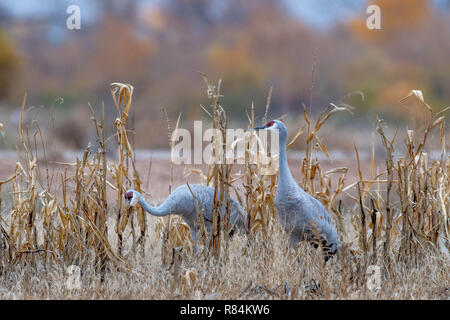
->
125, 184, 248, 254
254, 120, 341, 262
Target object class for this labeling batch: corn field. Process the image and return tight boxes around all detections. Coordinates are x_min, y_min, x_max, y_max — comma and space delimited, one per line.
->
0, 81, 448, 299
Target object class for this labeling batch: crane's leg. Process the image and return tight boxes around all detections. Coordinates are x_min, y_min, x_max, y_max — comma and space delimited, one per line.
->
289, 234, 302, 264
289, 234, 299, 248
189, 227, 198, 257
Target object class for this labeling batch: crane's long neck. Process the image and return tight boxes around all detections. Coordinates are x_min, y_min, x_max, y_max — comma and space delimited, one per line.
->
278, 130, 295, 185
138, 197, 171, 216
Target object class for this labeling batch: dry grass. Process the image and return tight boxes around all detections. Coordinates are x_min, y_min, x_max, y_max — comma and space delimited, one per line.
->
0, 81, 448, 300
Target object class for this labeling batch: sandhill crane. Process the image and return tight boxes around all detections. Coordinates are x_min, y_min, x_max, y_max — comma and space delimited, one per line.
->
254, 120, 341, 261
125, 184, 247, 254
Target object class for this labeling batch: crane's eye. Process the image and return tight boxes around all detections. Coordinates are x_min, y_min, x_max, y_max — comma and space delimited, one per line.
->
266, 121, 275, 128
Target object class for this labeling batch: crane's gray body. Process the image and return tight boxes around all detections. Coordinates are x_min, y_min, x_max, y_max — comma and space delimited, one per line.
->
126, 184, 247, 254
257, 120, 340, 260
275, 176, 341, 256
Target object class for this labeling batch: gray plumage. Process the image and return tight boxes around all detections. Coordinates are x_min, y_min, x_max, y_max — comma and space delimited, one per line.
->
125, 184, 247, 254
254, 120, 341, 261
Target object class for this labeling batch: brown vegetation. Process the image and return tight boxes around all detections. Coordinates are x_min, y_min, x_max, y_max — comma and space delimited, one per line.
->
0, 81, 448, 299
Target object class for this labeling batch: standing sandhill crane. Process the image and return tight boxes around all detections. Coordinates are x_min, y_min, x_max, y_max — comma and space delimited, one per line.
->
125, 184, 247, 254
254, 120, 340, 261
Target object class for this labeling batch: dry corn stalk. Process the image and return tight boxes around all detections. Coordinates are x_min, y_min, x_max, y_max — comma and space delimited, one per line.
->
109, 82, 146, 255
1, 93, 128, 273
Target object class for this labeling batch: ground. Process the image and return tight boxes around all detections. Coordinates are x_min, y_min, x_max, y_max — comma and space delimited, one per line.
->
0, 154, 448, 299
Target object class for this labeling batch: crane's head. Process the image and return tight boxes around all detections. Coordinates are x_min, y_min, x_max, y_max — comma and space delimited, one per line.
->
253, 120, 286, 136
253, 120, 287, 139
124, 189, 141, 207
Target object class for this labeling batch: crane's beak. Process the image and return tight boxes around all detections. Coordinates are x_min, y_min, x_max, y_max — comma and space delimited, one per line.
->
253, 125, 265, 131
245, 126, 264, 132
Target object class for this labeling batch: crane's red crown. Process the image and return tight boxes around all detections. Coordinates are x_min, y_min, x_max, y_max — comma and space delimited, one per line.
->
125, 191, 133, 200
266, 121, 275, 128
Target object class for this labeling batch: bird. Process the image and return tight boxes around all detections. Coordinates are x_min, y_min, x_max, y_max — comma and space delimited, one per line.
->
124, 184, 248, 254
253, 120, 341, 261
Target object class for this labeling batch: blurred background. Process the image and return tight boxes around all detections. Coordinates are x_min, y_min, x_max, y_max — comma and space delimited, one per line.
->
0, 0, 449, 152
